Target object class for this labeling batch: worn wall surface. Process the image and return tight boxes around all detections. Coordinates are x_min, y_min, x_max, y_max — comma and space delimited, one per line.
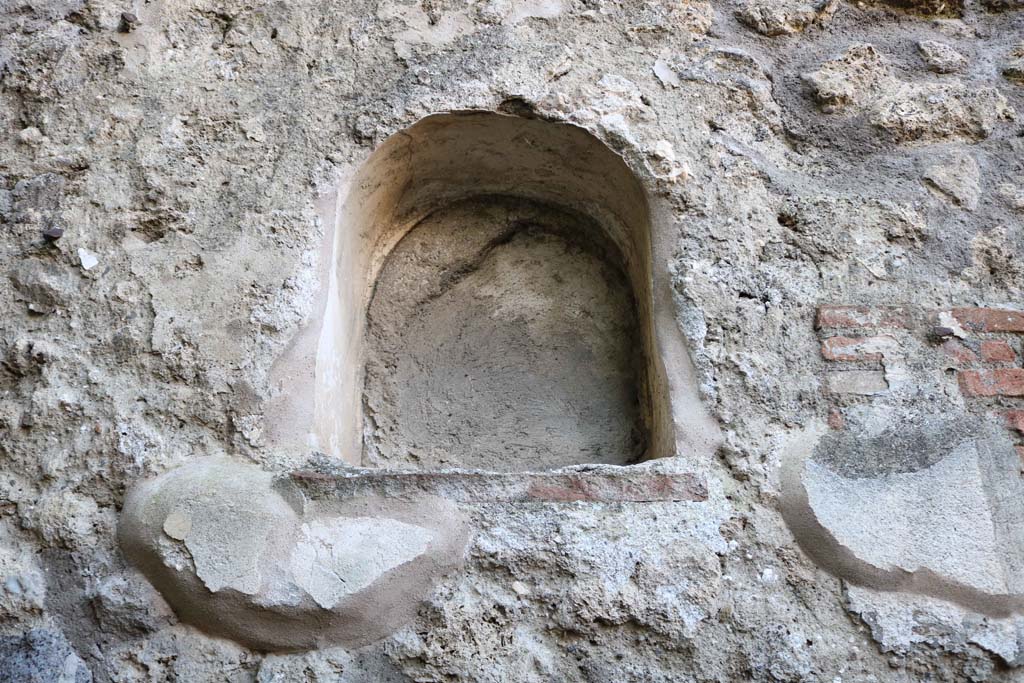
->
2, 0, 1024, 681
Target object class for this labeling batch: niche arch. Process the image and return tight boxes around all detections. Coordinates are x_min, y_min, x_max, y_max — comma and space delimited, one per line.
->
310, 111, 718, 468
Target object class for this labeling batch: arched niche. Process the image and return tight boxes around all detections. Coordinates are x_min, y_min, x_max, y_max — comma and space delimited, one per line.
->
277, 111, 719, 469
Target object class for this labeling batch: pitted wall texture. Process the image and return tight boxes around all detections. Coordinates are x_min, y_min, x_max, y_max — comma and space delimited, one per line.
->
1, 0, 1023, 681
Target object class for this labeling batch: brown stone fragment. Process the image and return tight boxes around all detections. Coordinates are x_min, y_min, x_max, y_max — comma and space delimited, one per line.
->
119, 12, 139, 32
1006, 410, 1024, 435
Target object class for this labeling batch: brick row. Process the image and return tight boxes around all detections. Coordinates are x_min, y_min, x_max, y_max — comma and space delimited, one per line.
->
288, 468, 708, 503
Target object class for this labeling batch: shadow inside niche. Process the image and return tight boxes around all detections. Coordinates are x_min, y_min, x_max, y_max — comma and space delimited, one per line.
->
362, 195, 646, 472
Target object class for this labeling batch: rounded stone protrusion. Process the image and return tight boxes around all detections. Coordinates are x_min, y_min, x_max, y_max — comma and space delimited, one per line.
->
118, 457, 470, 651
780, 414, 1024, 615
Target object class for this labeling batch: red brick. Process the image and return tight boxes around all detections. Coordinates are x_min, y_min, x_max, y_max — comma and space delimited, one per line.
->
958, 369, 1024, 397
816, 306, 912, 330
952, 308, 1024, 333
1006, 410, 1024, 435
942, 339, 977, 364
980, 340, 1017, 363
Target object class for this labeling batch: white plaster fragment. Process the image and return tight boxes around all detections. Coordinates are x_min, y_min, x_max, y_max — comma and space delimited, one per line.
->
163, 510, 191, 540
938, 310, 969, 339
290, 517, 434, 609
507, 0, 562, 24
78, 248, 99, 271
654, 59, 680, 88
827, 370, 888, 395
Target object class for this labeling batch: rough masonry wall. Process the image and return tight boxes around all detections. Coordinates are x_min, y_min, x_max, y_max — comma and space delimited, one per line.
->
1, 0, 1023, 681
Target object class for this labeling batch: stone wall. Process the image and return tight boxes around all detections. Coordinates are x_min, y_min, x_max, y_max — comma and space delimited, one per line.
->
1, 0, 1023, 681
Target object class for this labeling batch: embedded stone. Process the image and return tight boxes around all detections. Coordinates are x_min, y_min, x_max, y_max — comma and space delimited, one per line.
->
9, 260, 69, 315
997, 182, 1024, 211
982, 0, 1023, 8
870, 83, 1014, 143
804, 44, 1016, 142
923, 152, 980, 209
917, 40, 967, 73
736, 0, 838, 37
0, 629, 92, 683
866, 0, 963, 15
1004, 45, 1024, 83
802, 44, 890, 113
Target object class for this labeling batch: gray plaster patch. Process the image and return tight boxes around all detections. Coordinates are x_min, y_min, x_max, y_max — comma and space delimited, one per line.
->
810, 413, 973, 478
363, 196, 645, 471
185, 507, 280, 595
290, 517, 435, 608
785, 415, 1024, 611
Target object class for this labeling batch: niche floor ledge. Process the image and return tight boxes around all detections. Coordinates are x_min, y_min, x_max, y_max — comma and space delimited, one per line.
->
289, 458, 708, 504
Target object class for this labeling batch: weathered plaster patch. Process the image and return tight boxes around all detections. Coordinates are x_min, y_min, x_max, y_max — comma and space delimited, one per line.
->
783, 415, 1024, 614
119, 458, 469, 651
805, 442, 1009, 594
